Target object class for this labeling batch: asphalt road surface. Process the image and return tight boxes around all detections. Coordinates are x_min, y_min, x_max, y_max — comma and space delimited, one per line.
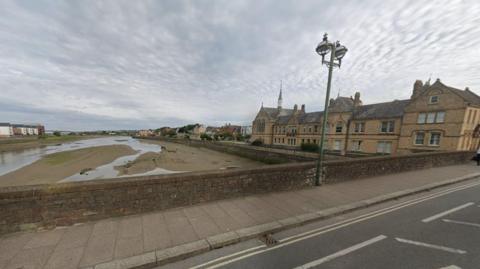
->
161, 178, 480, 269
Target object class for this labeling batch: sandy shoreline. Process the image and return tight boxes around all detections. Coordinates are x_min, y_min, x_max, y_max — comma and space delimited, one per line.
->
0, 145, 136, 187
115, 140, 264, 176
0, 135, 101, 152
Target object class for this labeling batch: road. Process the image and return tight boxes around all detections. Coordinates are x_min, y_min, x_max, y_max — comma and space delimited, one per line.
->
161, 178, 480, 269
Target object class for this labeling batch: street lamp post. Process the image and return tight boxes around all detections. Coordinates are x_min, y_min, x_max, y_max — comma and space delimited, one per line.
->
314, 33, 348, 186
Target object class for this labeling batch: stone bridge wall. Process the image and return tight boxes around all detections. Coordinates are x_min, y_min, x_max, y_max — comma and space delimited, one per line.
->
0, 150, 474, 235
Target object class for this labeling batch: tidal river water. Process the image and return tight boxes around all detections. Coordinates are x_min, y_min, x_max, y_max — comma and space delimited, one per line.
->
0, 136, 171, 181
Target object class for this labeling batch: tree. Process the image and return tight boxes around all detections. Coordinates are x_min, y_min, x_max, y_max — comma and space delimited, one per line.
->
200, 133, 213, 141
53, 131, 61, 137
301, 143, 319, 152
251, 139, 263, 146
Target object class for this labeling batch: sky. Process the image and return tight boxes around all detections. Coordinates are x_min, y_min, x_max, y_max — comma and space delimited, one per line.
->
1, 0, 479, 131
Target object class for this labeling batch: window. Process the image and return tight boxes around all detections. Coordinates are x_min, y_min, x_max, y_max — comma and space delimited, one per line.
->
418, 111, 445, 124
314, 125, 318, 133
417, 113, 426, 124
354, 122, 365, 133
414, 132, 425, 145
376, 141, 392, 154
335, 122, 343, 133
426, 112, 436, 123
334, 140, 342, 150
429, 133, 441, 146
380, 121, 395, 133
352, 140, 362, 151
308, 127, 312, 133
429, 96, 439, 104
313, 139, 316, 144
436, 112, 445, 123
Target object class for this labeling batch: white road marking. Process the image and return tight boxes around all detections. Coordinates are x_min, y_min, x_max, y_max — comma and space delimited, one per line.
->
395, 237, 467, 254
438, 265, 462, 269
292, 235, 387, 269
189, 245, 265, 269
422, 202, 474, 223
193, 180, 480, 269
443, 218, 480, 228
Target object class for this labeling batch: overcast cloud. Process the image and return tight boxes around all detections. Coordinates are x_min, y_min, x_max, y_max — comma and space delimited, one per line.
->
1, 0, 479, 130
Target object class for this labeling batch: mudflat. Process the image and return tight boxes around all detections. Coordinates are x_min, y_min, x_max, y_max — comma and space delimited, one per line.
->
0, 145, 136, 187
115, 140, 264, 175
0, 135, 100, 152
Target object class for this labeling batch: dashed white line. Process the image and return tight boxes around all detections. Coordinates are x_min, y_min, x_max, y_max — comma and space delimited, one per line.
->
292, 235, 387, 269
438, 265, 462, 269
422, 202, 474, 223
195, 181, 480, 269
443, 218, 480, 228
395, 237, 467, 254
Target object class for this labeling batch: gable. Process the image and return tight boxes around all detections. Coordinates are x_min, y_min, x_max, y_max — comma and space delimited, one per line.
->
405, 86, 465, 112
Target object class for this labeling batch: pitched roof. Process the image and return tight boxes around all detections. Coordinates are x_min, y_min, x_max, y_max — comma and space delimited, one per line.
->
298, 111, 324, 124
353, 99, 410, 120
262, 107, 294, 119
430, 80, 480, 105
329, 97, 354, 112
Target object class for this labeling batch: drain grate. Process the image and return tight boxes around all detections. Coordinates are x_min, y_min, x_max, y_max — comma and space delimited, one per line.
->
259, 233, 279, 247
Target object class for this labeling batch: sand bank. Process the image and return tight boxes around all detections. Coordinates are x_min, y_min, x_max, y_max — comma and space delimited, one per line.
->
0, 145, 136, 187
115, 140, 264, 176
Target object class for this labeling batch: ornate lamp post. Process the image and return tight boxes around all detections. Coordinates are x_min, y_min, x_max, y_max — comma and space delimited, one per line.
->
314, 33, 348, 186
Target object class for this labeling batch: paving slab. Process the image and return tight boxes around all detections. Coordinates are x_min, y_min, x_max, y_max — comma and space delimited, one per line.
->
79, 220, 118, 267
1, 164, 479, 269
142, 212, 172, 252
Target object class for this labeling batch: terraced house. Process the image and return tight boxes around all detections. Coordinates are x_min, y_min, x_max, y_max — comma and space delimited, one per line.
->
252, 79, 480, 155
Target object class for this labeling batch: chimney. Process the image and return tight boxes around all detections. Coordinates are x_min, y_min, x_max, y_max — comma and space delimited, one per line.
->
301, 104, 305, 112
329, 98, 335, 107
465, 87, 470, 92
293, 104, 298, 111
353, 92, 362, 106
411, 79, 423, 98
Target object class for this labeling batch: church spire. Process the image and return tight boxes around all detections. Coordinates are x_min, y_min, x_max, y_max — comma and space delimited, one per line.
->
277, 80, 283, 109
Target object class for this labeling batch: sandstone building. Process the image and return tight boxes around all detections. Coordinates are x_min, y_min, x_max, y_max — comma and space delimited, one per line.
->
251, 79, 480, 154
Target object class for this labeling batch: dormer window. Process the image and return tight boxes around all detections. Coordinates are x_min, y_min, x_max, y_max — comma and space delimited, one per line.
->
429, 96, 439, 104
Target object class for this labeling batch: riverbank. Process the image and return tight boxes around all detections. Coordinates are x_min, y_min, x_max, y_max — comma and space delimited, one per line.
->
0, 135, 101, 152
115, 140, 264, 175
0, 145, 136, 187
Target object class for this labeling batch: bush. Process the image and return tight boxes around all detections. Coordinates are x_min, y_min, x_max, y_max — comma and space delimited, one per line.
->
200, 133, 212, 141
301, 143, 319, 152
251, 139, 263, 146
53, 131, 61, 137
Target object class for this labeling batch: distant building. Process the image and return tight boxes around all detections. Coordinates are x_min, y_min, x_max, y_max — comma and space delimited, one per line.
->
0, 123, 13, 137
191, 124, 207, 140
138, 129, 154, 137
0, 123, 43, 137
252, 79, 480, 154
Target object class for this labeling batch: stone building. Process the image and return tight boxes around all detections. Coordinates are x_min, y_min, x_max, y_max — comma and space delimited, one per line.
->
251, 79, 480, 154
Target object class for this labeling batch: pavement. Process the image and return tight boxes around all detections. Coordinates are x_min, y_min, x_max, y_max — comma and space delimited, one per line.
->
1, 163, 480, 269
169, 171, 480, 269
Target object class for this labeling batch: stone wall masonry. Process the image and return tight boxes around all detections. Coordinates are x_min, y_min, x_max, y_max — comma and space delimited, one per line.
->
0, 162, 316, 235
323, 150, 475, 183
137, 136, 346, 163
0, 150, 474, 235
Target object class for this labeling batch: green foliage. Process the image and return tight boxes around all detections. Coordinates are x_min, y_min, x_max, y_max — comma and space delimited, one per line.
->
235, 134, 245, 141
200, 133, 213, 141
178, 124, 199, 133
301, 143, 319, 152
251, 139, 263, 146
166, 129, 177, 137
53, 131, 61, 137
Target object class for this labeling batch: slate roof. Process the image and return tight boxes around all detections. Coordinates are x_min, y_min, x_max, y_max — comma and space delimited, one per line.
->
329, 97, 354, 112
298, 111, 324, 124
353, 99, 410, 120
0, 123, 11, 127
262, 107, 294, 119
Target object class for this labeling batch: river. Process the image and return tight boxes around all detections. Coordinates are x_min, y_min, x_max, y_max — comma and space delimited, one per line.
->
0, 136, 174, 181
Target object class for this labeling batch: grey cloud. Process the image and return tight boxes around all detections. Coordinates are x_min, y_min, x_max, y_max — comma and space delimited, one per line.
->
0, 0, 479, 130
